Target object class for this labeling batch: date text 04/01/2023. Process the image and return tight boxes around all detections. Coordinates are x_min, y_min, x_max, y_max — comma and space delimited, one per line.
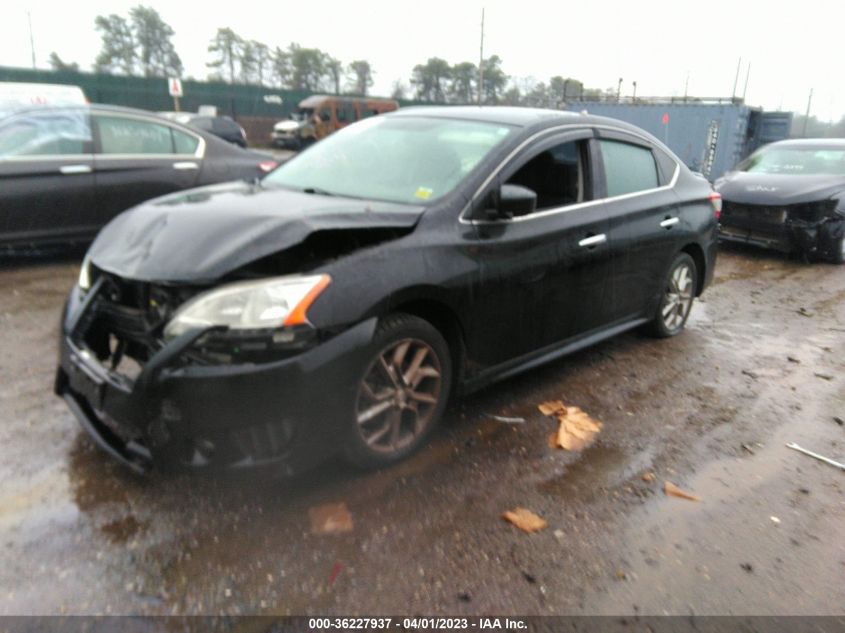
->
307, 617, 528, 630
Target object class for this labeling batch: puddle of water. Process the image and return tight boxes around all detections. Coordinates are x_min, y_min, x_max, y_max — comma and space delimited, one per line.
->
537, 443, 655, 502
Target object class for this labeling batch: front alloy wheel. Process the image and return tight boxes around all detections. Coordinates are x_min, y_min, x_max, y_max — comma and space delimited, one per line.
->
648, 253, 697, 338
345, 314, 451, 468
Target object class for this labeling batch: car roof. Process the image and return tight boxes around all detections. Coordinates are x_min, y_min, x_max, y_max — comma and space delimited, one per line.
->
389, 105, 665, 141
4, 102, 180, 119
764, 138, 845, 149
2, 102, 217, 136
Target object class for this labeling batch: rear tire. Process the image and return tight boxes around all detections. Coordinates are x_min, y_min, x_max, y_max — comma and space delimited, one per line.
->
343, 313, 452, 469
646, 252, 697, 338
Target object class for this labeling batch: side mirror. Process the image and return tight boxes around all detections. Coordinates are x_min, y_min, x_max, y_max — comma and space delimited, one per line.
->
485, 184, 537, 219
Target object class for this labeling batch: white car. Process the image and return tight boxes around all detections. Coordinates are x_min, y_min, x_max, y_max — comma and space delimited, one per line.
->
0, 82, 87, 117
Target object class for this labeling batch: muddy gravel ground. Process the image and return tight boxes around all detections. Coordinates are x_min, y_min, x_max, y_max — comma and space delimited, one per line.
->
0, 244, 843, 617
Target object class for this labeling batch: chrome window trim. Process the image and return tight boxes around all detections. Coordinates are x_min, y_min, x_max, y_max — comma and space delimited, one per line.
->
459, 123, 680, 225
0, 154, 92, 162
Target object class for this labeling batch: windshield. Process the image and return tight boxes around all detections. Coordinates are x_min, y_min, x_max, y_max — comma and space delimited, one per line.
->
264, 116, 515, 204
290, 108, 315, 122
742, 146, 845, 175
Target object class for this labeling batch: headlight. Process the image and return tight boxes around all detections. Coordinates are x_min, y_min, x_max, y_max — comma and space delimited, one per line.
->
78, 254, 92, 291
163, 274, 330, 340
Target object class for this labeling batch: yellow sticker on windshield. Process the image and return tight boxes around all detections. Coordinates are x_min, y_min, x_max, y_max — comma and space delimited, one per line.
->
415, 187, 433, 200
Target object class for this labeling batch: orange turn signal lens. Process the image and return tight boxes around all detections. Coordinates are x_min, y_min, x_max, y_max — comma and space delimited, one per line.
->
283, 274, 331, 327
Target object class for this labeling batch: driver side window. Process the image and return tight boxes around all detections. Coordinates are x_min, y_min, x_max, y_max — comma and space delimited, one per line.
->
505, 140, 586, 212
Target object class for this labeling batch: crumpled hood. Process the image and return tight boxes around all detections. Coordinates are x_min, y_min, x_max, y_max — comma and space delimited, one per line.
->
716, 171, 845, 206
88, 181, 424, 283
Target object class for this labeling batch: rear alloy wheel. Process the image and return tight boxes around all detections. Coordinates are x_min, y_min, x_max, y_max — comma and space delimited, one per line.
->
647, 253, 697, 338
345, 314, 451, 468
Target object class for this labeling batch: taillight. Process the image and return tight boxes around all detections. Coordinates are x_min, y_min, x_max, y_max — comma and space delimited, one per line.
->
258, 160, 278, 173
708, 192, 722, 220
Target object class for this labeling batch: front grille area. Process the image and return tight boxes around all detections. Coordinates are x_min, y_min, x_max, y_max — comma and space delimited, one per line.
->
77, 272, 201, 374
722, 199, 837, 229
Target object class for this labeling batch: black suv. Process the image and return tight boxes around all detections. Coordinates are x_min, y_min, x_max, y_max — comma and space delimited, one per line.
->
160, 112, 248, 147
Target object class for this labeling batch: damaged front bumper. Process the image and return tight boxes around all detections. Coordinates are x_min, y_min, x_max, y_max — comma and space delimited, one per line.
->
719, 200, 845, 260
55, 284, 376, 475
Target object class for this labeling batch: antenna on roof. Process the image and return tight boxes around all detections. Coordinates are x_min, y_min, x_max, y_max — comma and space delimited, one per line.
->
731, 57, 741, 101
741, 62, 751, 101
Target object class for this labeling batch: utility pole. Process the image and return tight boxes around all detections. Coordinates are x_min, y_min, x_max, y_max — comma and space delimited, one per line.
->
802, 88, 813, 137
632, 80, 637, 101
477, 8, 485, 105
617, 77, 623, 102
731, 57, 741, 101
741, 62, 751, 101
27, 11, 36, 69
684, 71, 689, 101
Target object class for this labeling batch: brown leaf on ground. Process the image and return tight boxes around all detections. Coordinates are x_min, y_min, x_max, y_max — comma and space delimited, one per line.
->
552, 407, 603, 451
309, 502, 354, 534
538, 401, 566, 416
642, 472, 655, 483
664, 481, 700, 502
502, 507, 547, 533
539, 401, 603, 452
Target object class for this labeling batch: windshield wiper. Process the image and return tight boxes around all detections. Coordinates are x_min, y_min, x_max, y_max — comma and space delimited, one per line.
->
302, 186, 335, 196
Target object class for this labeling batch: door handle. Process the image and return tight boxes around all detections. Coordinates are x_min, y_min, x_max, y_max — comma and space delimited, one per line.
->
59, 164, 92, 175
660, 217, 680, 228
578, 234, 607, 248
173, 161, 199, 170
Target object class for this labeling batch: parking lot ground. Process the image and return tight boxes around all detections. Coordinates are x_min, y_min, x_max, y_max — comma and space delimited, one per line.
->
0, 244, 843, 616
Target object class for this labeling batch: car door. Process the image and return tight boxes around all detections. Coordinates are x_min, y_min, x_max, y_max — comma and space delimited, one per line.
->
92, 112, 203, 225
594, 131, 682, 322
0, 108, 96, 246
464, 129, 614, 367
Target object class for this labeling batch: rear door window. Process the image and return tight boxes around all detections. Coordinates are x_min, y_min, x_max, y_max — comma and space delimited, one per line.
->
599, 139, 659, 197
172, 128, 200, 155
0, 110, 91, 157
96, 115, 174, 154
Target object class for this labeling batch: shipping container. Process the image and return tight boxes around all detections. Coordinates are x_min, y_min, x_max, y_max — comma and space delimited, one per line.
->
563, 101, 792, 180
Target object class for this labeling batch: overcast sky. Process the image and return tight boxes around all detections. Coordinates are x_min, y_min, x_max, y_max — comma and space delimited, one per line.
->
1, 0, 841, 121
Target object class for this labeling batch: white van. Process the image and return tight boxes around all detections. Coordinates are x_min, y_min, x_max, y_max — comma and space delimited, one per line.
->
0, 82, 87, 117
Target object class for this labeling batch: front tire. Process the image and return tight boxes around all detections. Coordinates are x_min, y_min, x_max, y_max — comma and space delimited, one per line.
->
646, 252, 697, 338
344, 313, 452, 469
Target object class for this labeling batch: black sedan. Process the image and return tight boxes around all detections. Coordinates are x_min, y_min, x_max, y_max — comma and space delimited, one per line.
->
716, 138, 845, 263
54, 107, 719, 475
0, 104, 276, 250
